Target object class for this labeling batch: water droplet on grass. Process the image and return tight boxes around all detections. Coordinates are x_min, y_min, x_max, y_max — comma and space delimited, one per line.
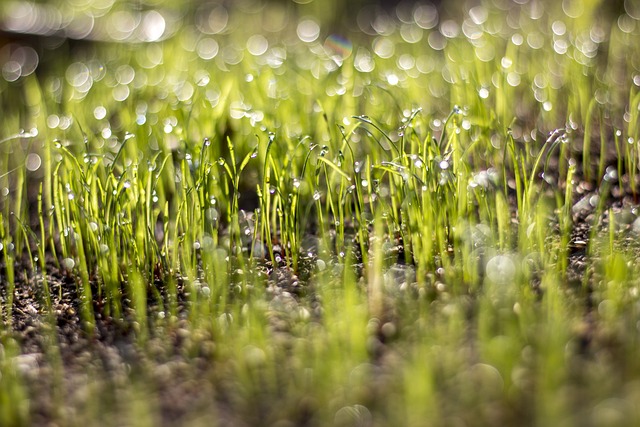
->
62, 258, 75, 270
604, 167, 618, 182
313, 191, 322, 200
25, 153, 41, 171
486, 255, 516, 285
297, 19, 320, 43
206, 208, 219, 222
324, 34, 353, 61
94, 106, 107, 120
335, 405, 372, 427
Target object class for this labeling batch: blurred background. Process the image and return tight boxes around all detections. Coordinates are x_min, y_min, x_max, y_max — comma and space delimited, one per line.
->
0, 0, 436, 79
0, 0, 631, 82
0, 0, 431, 43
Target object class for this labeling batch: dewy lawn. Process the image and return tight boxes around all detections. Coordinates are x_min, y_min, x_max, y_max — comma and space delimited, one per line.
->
1, 0, 640, 425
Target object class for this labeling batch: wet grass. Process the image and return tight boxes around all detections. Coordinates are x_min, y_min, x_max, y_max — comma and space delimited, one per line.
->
1, 0, 640, 425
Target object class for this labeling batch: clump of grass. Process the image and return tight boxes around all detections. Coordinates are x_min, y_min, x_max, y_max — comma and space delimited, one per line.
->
0, 0, 640, 425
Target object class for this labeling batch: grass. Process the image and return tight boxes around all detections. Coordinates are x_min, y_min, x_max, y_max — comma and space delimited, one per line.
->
1, 0, 640, 425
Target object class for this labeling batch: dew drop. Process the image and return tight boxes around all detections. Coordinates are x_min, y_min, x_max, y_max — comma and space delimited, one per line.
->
94, 106, 107, 120
62, 258, 75, 270
25, 153, 42, 172
486, 255, 516, 285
